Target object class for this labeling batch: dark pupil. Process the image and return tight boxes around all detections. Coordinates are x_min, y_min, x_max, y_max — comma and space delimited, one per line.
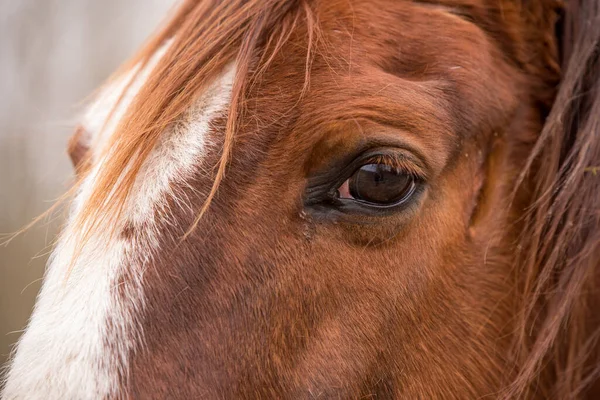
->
349, 164, 414, 205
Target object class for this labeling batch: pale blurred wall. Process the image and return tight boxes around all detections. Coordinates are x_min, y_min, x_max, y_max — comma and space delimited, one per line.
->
0, 0, 175, 379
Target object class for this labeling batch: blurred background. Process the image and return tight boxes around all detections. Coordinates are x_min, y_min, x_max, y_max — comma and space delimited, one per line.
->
0, 0, 174, 380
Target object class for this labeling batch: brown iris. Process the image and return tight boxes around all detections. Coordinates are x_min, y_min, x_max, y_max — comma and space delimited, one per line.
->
338, 163, 416, 206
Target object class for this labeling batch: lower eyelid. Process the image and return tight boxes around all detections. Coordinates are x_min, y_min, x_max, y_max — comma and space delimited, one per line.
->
330, 182, 426, 219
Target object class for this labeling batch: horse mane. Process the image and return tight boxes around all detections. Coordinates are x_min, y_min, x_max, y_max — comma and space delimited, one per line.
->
509, 0, 600, 397
68, 0, 600, 397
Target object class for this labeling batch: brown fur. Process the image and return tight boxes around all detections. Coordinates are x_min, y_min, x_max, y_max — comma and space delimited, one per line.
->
64, 0, 600, 398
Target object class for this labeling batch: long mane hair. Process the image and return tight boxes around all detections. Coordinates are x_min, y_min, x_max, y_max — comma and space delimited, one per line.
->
508, 0, 600, 397
64, 0, 600, 397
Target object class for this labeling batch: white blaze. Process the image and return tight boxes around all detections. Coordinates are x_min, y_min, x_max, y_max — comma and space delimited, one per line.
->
2, 44, 234, 399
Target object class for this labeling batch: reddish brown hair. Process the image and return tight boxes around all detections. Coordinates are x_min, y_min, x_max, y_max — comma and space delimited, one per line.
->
64, 0, 600, 397
508, 0, 600, 397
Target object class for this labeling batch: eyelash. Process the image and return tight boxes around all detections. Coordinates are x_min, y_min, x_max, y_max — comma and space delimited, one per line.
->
357, 154, 424, 180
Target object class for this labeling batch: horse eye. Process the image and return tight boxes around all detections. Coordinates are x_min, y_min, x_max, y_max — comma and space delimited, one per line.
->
338, 163, 416, 206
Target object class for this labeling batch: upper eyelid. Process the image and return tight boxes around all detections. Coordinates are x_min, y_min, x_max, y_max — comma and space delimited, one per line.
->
363, 153, 428, 180
302, 118, 437, 188
347, 146, 430, 182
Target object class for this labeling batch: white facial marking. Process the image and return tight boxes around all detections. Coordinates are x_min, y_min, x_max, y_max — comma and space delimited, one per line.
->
2, 43, 234, 399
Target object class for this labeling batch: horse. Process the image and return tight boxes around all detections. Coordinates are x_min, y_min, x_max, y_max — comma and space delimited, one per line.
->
3, 0, 600, 398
